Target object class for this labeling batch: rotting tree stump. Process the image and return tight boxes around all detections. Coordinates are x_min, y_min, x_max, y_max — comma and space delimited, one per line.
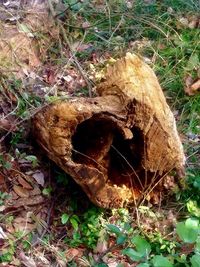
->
33, 53, 185, 208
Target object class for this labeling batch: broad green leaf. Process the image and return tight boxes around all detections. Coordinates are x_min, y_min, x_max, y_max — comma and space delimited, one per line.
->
137, 263, 150, 267
191, 254, 200, 267
18, 23, 33, 37
124, 222, 131, 231
187, 200, 200, 217
24, 155, 38, 167
42, 187, 52, 197
4, 161, 12, 170
122, 247, 143, 261
176, 218, 199, 243
73, 231, 81, 240
71, 214, 80, 222
131, 235, 151, 257
117, 234, 127, 245
107, 224, 122, 235
186, 53, 199, 71
61, 213, 69, 224
185, 218, 199, 229
24, 155, 38, 162
18, 23, 29, 33
174, 253, 187, 263
70, 217, 79, 231
195, 237, 200, 253
152, 255, 173, 267
67, 0, 89, 11
193, 178, 200, 190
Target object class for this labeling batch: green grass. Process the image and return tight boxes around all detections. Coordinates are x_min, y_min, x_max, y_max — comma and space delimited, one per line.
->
0, 0, 200, 266
63, 0, 199, 136
54, 0, 200, 261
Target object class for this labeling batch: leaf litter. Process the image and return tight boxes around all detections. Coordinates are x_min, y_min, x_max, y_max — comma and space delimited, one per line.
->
0, 0, 199, 266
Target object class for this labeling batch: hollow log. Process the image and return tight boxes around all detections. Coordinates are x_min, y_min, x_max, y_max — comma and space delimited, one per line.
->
33, 53, 185, 208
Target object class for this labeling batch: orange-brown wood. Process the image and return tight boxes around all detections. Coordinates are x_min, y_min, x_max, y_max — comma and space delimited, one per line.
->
33, 53, 185, 208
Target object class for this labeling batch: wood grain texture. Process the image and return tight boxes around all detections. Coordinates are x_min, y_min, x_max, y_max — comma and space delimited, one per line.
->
33, 53, 185, 208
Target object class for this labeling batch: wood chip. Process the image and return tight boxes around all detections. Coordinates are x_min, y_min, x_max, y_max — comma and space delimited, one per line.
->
13, 185, 30, 198
18, 176, 33, 190
13, 195, 44, 208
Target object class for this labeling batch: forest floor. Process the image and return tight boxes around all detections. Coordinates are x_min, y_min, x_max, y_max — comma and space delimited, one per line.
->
0, 1, 200, 266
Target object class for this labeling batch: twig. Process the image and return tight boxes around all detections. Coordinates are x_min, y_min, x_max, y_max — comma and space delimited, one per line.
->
59, 24, 93, 97
32, 200, 54, 247
55, 0, 81, 18
111, 145, 144, 189
47, 0, 93, 97
95, 244, 120, 264
0, 95, 70, 145
108, 15, 124, 43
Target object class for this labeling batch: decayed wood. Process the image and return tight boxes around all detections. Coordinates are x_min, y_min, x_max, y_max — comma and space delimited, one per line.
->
33, 53, 185, 208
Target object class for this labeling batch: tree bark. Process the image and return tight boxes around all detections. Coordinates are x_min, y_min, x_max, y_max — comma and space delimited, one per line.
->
33, 53, 185, 208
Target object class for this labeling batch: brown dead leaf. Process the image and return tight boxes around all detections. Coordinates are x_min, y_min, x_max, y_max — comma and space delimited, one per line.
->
185, 78, 200, 95
179, 17, 189, 27
190, 79, 200, 93
29, 186, 41, 196
0, 174, 5, 184
0, 2, 59, 77
9, 194, 44, 208
32, 171, 45, 186
0, 173, 6, 191
74, 258, 91, 267
0, 239, 5, 248
94, 231, 108, 254
163, 175, 176, 189
34, 251, 50, 267
43, 67, 57, 85
107, 261, 121, 267
95, 239, 108, 254
82, 21, 91, 29
56, 258, 67, 267
72, 41, 92, 52
126, 1, 133, 9
0, 205, 6, 212
13, 218, 35, 233
178, 14, 200, 29
0, 28, 40, 76
13, 185, 30, 198
77, 43, 92, 52
65, 248, 82, 262
10, 258, 21, 266
188, 14, 200, 29
18, 176, 33, 190
180, 243, 195, 255
185, 75, 193, 88
10, 190, 19, 200
19, 251, 37, 267
57, 67, 87, 94
0, 118, 17, 132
